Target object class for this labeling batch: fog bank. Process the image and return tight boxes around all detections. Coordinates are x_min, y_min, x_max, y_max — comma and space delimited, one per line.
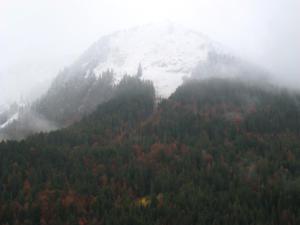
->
0, 0, 299, 104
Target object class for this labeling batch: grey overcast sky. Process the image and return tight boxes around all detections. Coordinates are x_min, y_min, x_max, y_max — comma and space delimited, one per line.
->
0, 0, 299, 104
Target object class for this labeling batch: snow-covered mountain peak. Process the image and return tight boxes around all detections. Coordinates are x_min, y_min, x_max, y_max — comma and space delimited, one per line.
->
78, 22, 225, 96
0, 22, 269, 140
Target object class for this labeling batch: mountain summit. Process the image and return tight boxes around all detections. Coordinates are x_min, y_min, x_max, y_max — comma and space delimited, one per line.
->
0, 22, 268, 140
76, 22, 224, 96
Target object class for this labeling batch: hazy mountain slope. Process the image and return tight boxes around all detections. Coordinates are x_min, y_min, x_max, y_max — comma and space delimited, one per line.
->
35, 22, 268, 124
191, 51, 269, 81
0, 22, 269, 140
35, 70, 115, 125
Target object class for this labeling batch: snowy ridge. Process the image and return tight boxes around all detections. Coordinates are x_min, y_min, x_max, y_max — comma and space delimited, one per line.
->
0, 100, 27, 131
79, 22, 226, 97
0, 112, 19, 129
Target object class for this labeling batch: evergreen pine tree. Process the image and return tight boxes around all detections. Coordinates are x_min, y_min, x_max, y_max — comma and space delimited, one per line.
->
137, 63, 143, 78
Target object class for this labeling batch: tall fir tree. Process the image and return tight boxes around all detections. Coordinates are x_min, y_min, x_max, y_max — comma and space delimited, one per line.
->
137, 63, 143, 78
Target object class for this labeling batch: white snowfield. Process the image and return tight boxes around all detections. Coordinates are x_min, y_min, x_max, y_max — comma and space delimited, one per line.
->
81, 22, 225, 97
0, 101, 26, 130
0, 112, 19, 129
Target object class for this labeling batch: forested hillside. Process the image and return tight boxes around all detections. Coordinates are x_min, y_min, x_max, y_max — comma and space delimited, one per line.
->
0, 77, 299, 225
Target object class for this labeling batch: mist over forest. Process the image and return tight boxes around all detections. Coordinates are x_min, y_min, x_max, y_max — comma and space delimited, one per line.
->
1, 0, 299, 106
0, 1, 299, 224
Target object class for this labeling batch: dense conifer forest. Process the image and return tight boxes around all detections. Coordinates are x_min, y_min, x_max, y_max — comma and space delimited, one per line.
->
0, 76, 299, 225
